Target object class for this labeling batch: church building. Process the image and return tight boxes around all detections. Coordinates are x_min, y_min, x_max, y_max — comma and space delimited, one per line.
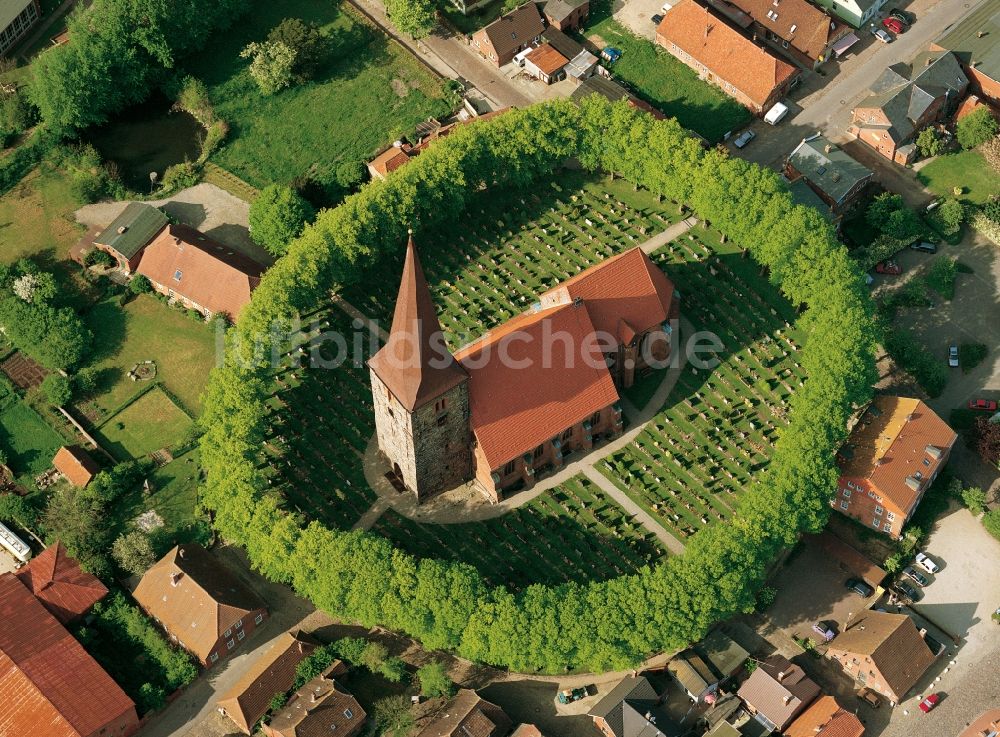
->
367, 234, 678, 503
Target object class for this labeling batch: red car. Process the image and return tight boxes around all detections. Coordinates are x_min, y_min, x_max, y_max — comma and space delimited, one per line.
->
876, 260, 902, 275
969, 399, 998, 411
919, 694, 940, 713
882, 17, 906, 33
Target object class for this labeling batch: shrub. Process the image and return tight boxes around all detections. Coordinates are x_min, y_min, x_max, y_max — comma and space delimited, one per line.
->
959, 342, 987, 372
972, 199, 1000, 245
111, 531, 157, 575
984, 509, 1000, 541
293, 643, 340, 689
267, 18, 327, 81
198, 119, 229, 163
962, 486, 987, 516
85, 249, 116, 268
379, 656, 407, 683
916, 127, 944, 158
957, 107, 999, 150
41, 372, 72, 406
884, 329, 947, 397
333, 637, 368, 665
159, 161, 200, 193
417, 661, 453, 698
241, 41, 295, 95
925, 257, 958, 299
175, 76, 214, 124
359, 641, 388, 672
129, 274, 153, 295
983, 135, 1000, 172
927, 198, 964, 236
972, 416, 1000, 467
373, 695, 415, 737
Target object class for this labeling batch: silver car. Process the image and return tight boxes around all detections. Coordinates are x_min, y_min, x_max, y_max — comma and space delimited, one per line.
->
733, 129, 755, 148
873, 28, 893, 43
948, 345, 959, 368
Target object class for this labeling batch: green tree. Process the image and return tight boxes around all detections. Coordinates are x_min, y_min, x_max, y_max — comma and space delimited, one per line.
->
111, 530, 157, 575
984, 508, 1000, 540
41, 372, 72, 406
41, 484, 108, 576
916, 127, 943, 157
241, 41, 295, 95
385, 0, 436, 39
957, 106, 999, 150
293, 643, 340, 689
416, 660, 453, 698
359, 641, 388, 672
373, 695, 414, 737
0, 494, 36, 529
379, 656, 407, 683
334, 637, 368, 665
130, 274, 153, 295
268, 18, 327, 81
961, 486, 987, 516
249, 184, 316, 257
935, 198, 964, 234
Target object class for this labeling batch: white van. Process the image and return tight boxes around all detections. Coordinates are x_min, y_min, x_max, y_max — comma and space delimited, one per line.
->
764, 102, 789, 125
661, 1, 674, 12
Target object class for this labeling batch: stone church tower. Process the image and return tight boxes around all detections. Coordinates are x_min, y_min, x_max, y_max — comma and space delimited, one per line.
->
367, 233, 472, 501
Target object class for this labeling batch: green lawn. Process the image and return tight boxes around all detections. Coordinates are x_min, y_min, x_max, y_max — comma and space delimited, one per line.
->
917, 150, 1000, 205
183, 0, 457, 189
0, 399, 64, 484
93, 387, 193, 461
82, 295, 218, 420
0, 167, 84, 265
583, 17, 751, 143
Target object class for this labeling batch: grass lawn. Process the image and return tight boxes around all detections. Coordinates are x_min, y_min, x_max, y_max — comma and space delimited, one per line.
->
93, 386, 193, 461
183, 0, 457, 189
583, 16, 751, 143
0, 399, 64, 484
917, 150, 1000, 205
82, 295, 217, 420
0, 167, 84, 266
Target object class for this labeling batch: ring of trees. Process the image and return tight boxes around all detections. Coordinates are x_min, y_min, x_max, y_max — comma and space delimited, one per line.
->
199, 98, 879, 673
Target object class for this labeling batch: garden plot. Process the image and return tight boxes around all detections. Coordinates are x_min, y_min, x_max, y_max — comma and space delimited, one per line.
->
599, 225, 806, 541
370, 475, 667, 591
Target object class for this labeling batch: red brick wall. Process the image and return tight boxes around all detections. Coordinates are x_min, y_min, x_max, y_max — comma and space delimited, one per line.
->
82, 706, 140, 737
827, 649, 901, 702
833, 477, 905, 538
967, 68, 1000, 109
204, 609, 268, 666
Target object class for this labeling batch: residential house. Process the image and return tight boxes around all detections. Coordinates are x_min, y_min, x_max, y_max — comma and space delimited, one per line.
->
524, 43, 570, 84
543, 0, 589, 30
414, 689, 512, 737
541, 26, 598, 81
826, 611, 937, 703
0, 572, 139, 737
14, 541, 108, 624
695, 629, 750, 680
785, 695, 864, 737
656, 0, 800, 115
0, 0, 40, 56
787, 177, 836, 222
92, 202, 169, 274
668, 650, 719, 702
784, 135, 874, 214
217, 631, 320, 734
369, 237, 676, 503
810, 0, 886, 29
570, 75, 667, 120
136, 223, 267, 320
471, 3, 545, 67
736, 654, 820, 732
132, 543, 268, 667
52, 445, 101, 488
835, 396, 957, 539
724, 0, 851, 68
960, 710, 1000, 737
850, 49, 968, 164
263, 663, 364, 737
511, 726, 547, 737
589, 675, 682, 737
932, 0, 1000, 109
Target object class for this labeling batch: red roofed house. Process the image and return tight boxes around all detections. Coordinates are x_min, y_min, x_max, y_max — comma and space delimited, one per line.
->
656, 0, 800, 115
218, 631, 320, 734
136, 224, 266, 321
14, 541, 108, 624
133, 543, 268, 667
523, 43, 569, 84
263, 662, 364, 737
725, 0, 851, 70
835, 396, 957, 539
960, 710, 1000, 737
0, 572, 139, 737
52, 445, 101, 487
414, 689, 512, 737
368, 235, 676, 503
472, 2, 545, 67
784, 695, 864, 737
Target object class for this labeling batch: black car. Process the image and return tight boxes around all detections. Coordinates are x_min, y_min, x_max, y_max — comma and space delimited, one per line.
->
894, 580, 921, 601
846, 577, 875, 597
911, 241, 938, 253
887, 7, 914, 23
651, 13, 664, 23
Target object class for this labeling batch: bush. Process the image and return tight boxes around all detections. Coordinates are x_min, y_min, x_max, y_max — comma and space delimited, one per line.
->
267, 18, 327, 81
41, 372, 72, 406
373, 695, 415, 737
962, 486, 987, 516
248, 184, 315, 257
972, 416, 1000, 467
884, 329, 947, 397
159, 161, 200, 193
129, 274, 153, 295
333, 637, 368, 665
984, 509, 1000, 541
199, 119, 229, 163
927, 198, 964, 237
359, 641, 388, 672
957, 107, 999, 150
111, 531, 156, 575
983, 135, 1000, 172
293, 643, 340, 689
925, 257, 958, 299
85, 249, 116, 268
959, 342, 987, 372
972, 199, 1000, 245
241, 41, 295, 95
417, 661, 453, 698
379, 656, 407, 683
916, 127, 944, 158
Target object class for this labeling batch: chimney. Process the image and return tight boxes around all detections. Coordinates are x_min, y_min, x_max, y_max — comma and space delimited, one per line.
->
178, 547, 185, 559
977, 30, 986, 38
919, 627, 928, 638
705, 22, 713, 38
777, 670, 787, 682
824, 144, 832, 154
310, 692, 317, 703
925, 56, 932, 66
783, 695, 792, 705
170, 572, 182, 586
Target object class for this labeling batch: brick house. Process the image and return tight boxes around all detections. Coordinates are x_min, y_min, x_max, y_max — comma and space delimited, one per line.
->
523, 43, 569, 84
960, 710, 1000, 737
656, 0, 800, 115
368, 236, 677, 503
723, 0, 850, 69
932, 0, 1000, 110
784, 695, 864, 737
414, 689, 511, 737
589, 676, 682, 737
826, 611, 937, 704
736, 655, 820, 732
133, 544, 268, 667
543, 0, 590, 30
92, 202, 169, 274
14, 541, 108, 624
850, 49, 968, 164
0, 572, 139, 737
471, 3, 545, 67
136, 223, 267, 320
263, 662, 364, 737
784, 135, 874, 214
217, 631, 319, 734
52, 445, 101, 487
834, 396, 957, 539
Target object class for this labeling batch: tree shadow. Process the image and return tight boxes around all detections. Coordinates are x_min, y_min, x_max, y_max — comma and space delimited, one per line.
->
83, 299, 130, 364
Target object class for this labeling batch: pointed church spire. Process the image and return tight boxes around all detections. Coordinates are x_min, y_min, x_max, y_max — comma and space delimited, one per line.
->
367, 231, 467, 411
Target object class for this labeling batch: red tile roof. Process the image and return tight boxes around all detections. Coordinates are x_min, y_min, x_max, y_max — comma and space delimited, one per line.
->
541, 247, 675, 347
785, 696, 865, 737
369, 146, 413, 178
14, 542, 108, 624
52, 446, 100, 487
454, 302, 620, 470
728, 0, 845, 62
736, 655, 819, 731
838, 396, 957, 515
368, 235, 469, 411
960, 710, 1000, 737
264, 666, 364, 737
656, 0, 798, 108
136, 224, 266, 319
0, 573, 137, 737
415, 690, 512, 737
525, 43, 569, 75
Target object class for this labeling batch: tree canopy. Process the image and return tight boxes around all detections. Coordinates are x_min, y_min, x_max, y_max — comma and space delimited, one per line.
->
249, 184, 316, 257
956, 106, 999, 150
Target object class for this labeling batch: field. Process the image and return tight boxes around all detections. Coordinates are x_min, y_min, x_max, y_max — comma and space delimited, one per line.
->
917, 149, 1000, 205
598, 225, 805, 540
0, 397, 64, 484
183, 0, 456, 190
0, 167, 83, 265
92, 386, 193, 461
583, 12, 751, 143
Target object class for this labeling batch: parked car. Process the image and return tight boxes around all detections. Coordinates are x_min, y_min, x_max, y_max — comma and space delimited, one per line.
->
919, 694, 940, 713
925, 197, 943, 212
969, 399, 998, 411
876, 260, 902, 275
882, 16, 906, 33
859, 688, 882, 708
764, 101, 789, 125
949, 344, 959, 368
845, 577, 875, 597
911, 241, 937, 253
902, 565, 930, 587
733, 129, 756, 148
915, 552, 940, 574
812, 621, 836, 641
893, 580, 921, 601
872, 27, 893, 43
887, 7, 914, 23
651, 13, 664, 23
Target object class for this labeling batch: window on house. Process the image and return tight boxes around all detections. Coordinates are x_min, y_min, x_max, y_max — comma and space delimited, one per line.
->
235, 619, 243, 629
872, 518, 880, 528
562, 428, 573, 441
227, 640, 235, 649
436, 413, 449, 427
922, 458, 930, 466
887, 511, 896, 521
875, 505, 883, 516
238, 630, 245, 641
590, 411, 602, 426
840, 500, 849, 510
883, 522, 892, 532
503, 460, 517, 476
255, 613, 264, 625
843, 488, 851, 498
210, 653, 219, 663
344, 709, 354, 719
224, 628, 232, 638
173, 269, 182, 281
435, 398, 448, 413
533, 444, 544, 459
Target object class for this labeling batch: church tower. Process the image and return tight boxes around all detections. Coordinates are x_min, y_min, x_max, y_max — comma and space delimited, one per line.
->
367, 233, 472, 501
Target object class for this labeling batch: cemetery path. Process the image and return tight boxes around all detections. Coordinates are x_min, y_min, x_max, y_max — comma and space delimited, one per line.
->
639, 216, 698, 254
332, 295, 390, 342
